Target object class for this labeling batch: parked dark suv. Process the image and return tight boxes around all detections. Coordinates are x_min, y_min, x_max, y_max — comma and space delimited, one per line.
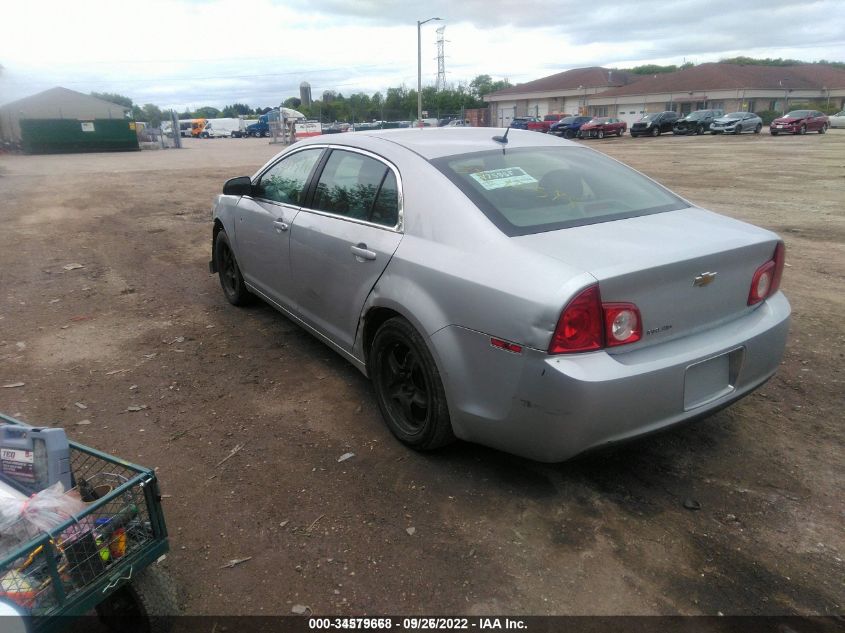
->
630, 111, 680, 137
672, 109, 725, 135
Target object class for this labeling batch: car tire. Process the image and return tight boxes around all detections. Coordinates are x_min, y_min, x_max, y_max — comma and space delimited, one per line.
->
617, 128, 623, 137
799, 124, 807, 135
696, 125, 705, 135
734, 124, 742, 135
369, 317, 454, 451
651, 126, 660, 137
630, 132, 637, 137
597, 129, 605, 139
563, 129, 575, 139
771, 130, 779, 136
754, 123, 762, 134
214, 230, 252, 306
819, 124, 827, 134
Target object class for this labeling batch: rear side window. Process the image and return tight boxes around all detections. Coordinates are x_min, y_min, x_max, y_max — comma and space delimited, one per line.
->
432, 147, 686, 236
312, 150, 399, 227
254, 148, 323, 205
371, 171, 399, 227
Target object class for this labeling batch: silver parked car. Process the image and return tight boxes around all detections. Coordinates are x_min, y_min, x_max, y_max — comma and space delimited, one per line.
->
210, 128, 790, 462
828, 110, 845, 128
710, 112, 763, 134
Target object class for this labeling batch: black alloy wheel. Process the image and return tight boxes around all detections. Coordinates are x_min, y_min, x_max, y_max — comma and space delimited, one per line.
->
214, 231, 251, 306
369, 318, 454, 450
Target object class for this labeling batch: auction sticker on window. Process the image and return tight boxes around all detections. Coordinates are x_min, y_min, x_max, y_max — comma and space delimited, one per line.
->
470, 167, 537, 190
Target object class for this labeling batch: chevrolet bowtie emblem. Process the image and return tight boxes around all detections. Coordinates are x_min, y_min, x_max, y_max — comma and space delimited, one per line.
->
693, 272, 718, 287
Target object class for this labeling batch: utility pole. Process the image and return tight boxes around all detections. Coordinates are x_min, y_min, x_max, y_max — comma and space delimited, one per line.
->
417, 17, 442, 127
170, 110, 181, 149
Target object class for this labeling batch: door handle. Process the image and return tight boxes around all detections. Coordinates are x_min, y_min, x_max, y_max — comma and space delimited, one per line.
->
350, 244, 377, 261
273, 220, 289, 232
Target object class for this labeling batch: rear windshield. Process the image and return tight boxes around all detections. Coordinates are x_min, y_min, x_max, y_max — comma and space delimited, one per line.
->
431, 147, 687, 236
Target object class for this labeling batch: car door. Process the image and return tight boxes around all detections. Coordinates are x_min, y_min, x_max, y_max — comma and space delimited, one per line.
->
289, 148, 403, 352
235, 147, 324, 308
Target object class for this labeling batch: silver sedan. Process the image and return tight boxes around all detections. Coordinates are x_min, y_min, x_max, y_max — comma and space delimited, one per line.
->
710, 112, 764, 134
210, 129, 790, 462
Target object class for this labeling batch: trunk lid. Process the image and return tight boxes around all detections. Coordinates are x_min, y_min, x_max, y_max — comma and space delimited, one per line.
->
514, 207, 780, 350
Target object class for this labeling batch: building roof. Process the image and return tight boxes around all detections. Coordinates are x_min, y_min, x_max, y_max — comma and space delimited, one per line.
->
0, 86, 130, 112
596, 63, 845, 97
487, 66, 635, 98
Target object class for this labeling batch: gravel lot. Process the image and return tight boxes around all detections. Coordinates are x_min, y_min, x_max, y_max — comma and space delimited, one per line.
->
0, 131, 842, 617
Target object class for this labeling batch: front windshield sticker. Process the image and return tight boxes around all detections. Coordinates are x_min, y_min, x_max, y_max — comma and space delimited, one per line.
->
470, 167, 538, 191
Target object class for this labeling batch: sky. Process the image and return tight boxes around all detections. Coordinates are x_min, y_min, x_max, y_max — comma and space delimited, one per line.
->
1, 0, 843, 111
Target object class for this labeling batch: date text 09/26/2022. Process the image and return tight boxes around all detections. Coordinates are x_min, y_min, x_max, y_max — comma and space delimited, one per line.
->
308, 618, 527, 630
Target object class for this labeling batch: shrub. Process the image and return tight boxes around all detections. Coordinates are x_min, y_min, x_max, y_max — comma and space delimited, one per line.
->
757, 110, 781, 125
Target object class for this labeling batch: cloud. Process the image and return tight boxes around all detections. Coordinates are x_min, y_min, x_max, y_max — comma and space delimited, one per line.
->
0, 0, 842, 109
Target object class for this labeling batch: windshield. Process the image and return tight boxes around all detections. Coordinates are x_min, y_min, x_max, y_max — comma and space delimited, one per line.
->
685, 111, 708, 120
724, 112, 746, 118
640, 113, 659, 121
559, 117, 577, 124
431, 147, 686, 237
785, 110, 811, 118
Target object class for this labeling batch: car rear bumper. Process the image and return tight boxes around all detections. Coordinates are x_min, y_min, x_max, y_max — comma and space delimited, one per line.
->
431, 292, 790, 462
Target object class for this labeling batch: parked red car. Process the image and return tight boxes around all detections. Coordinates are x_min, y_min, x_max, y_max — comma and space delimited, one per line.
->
526, 113, 571, 133
770, 110, 829, 135
578, 117, 627, 139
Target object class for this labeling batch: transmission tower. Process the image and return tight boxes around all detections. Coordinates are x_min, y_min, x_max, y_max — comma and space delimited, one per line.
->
435, 26, 447, 91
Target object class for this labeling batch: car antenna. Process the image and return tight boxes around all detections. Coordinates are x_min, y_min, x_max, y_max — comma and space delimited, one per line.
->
492, 126, 509, 152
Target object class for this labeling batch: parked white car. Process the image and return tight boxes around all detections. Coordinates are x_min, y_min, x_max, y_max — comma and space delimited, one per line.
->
829, 110, 845, 128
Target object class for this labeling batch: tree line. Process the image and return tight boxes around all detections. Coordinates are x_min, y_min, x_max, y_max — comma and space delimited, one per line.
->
91, 75, 511, 126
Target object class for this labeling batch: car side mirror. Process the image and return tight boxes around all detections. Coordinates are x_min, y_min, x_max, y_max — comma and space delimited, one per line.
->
223, 176, 252, 196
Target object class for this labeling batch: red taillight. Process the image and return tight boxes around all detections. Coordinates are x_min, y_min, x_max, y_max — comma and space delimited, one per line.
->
748, 242, 785, 305
549, 285, 604, 353
549, 286, 643, 354
603, 304, 642, 347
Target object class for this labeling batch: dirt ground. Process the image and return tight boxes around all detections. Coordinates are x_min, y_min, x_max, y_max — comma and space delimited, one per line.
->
0, 131, 842, 617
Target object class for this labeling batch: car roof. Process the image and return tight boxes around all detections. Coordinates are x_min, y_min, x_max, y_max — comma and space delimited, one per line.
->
295, 127, 570, 161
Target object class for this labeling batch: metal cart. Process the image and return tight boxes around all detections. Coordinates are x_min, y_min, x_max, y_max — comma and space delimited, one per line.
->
0, 413, 176, 633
